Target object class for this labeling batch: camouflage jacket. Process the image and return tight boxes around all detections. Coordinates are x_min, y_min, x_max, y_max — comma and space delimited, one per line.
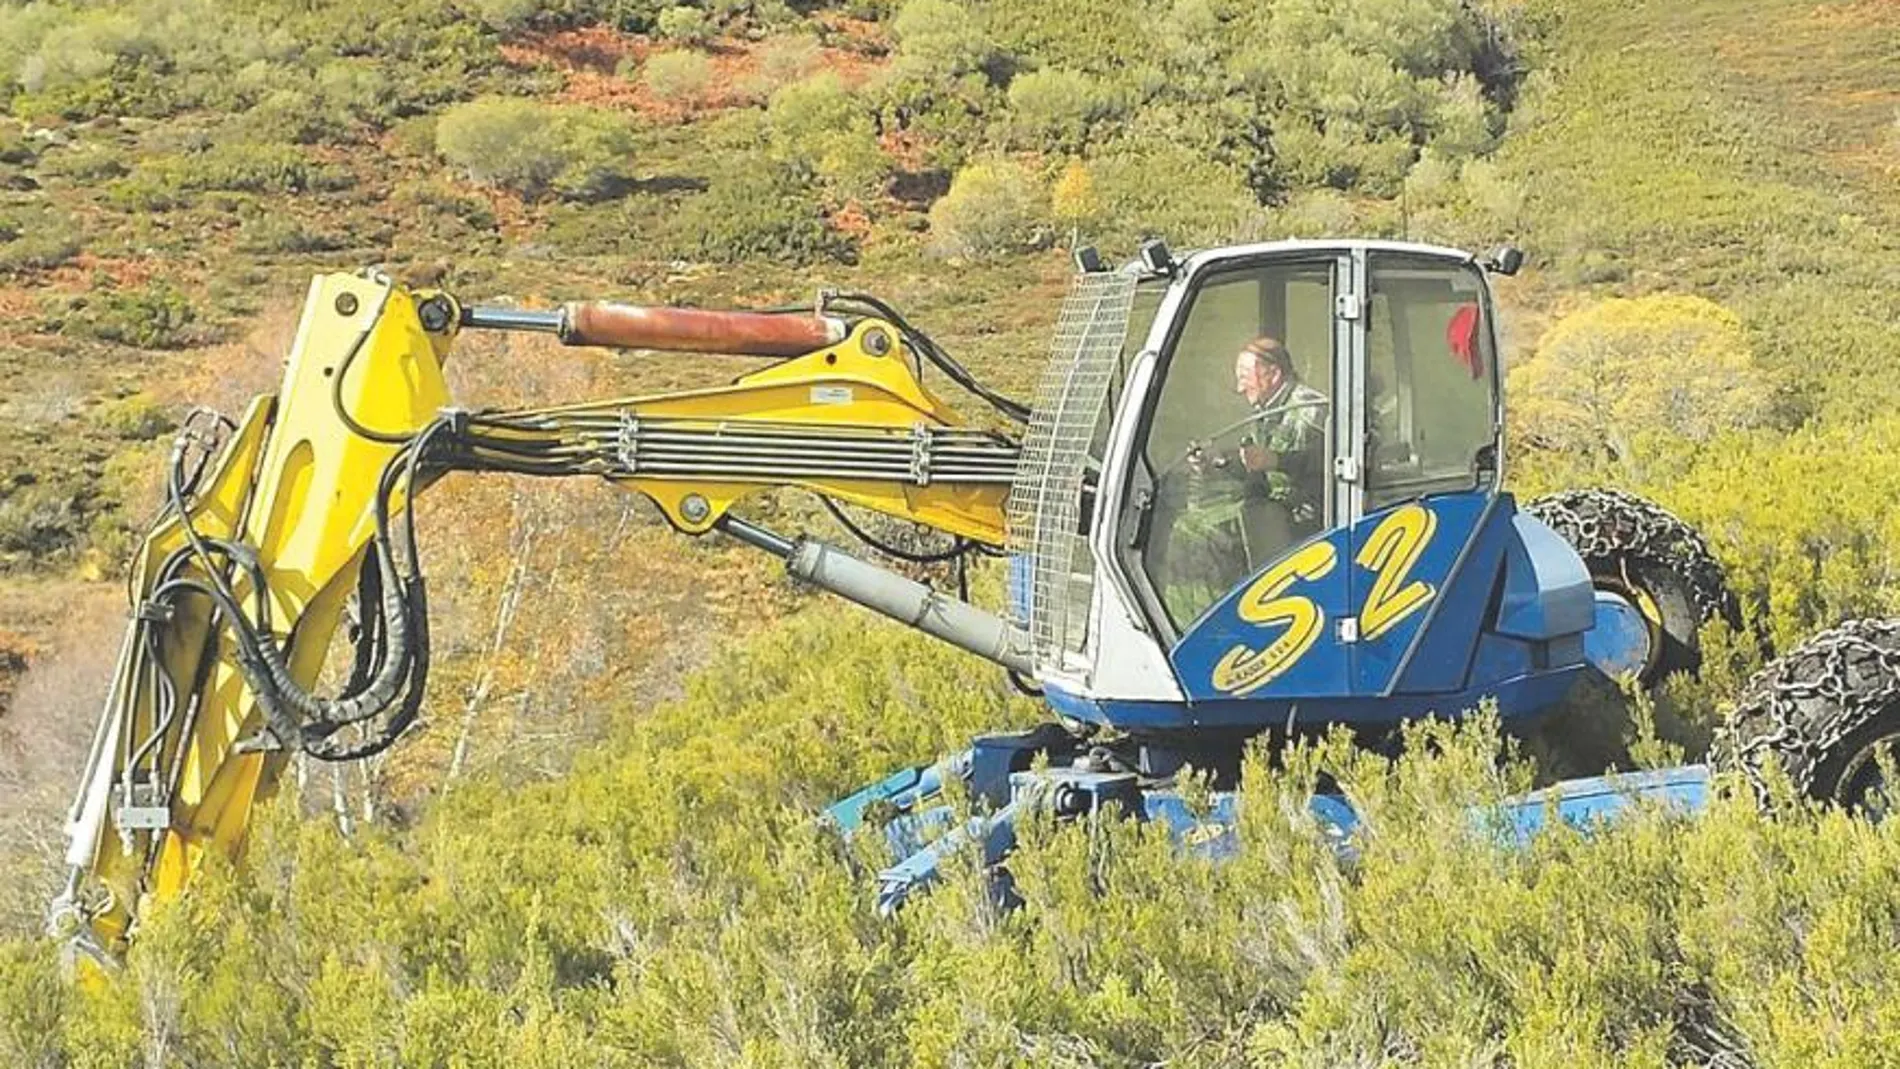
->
1254, 379, 1328, 459
1185, 378, 1329, 509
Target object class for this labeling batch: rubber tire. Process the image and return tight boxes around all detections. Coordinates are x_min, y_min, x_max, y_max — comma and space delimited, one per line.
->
1524, 488, 1739, 686
1714, 618, 1900, 808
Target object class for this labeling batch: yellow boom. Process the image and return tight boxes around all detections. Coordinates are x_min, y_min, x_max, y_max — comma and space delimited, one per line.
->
52, 270, 1019, 961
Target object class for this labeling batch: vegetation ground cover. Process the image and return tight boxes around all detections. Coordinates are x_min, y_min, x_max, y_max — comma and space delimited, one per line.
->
0, 0, 1896, 1062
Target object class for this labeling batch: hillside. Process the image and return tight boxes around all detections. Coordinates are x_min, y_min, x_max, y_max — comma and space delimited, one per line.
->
1, 0, 1899, 1063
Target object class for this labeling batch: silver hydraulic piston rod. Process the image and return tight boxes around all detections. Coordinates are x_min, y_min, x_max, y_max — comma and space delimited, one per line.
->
719, 516, 1033, 674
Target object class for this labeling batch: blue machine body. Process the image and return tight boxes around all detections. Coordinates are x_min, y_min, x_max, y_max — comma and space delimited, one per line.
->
1042, 489, 1600, 730
826, 240, 1680, 905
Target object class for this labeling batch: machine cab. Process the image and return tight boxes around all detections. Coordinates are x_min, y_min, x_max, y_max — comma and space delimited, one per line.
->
1011, 241, 1582, 731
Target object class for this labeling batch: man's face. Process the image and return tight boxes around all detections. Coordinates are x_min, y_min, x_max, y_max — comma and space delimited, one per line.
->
1234, 350, 1282, 406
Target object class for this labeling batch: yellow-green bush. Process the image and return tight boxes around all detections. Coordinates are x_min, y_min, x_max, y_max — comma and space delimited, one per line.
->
641, 50, 715, 105
655, 4, 716, 44
436, 97, 635, 201
670, 154, 858, 264
766, 73, 889, 200
890, 0, 996, 82
48, 280, 199, 350
8, 607, 1900, 1064
1003, 67, 1117, 152
1508, 295, 1779, 474
1071, 143, 1262, 249
927, 156, 1048, 259
0, 209, 81, 275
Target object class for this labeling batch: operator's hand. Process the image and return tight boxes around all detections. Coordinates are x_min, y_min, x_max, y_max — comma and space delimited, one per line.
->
1238, 441, 1272, 473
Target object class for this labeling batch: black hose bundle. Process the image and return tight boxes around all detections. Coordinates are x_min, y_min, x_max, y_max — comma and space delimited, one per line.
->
825, 293, 1033, 425
143, 413, 448, 762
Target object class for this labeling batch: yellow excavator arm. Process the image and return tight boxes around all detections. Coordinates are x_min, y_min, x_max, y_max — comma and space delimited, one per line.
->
51, 270, 1025, 962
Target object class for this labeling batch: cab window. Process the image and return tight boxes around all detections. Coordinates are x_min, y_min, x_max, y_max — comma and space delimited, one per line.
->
1364, 254, 1499, 511
1138, 260, 1336, 630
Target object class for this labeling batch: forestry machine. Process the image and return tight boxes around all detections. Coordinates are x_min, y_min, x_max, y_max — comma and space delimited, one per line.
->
48, 239, 1881, 964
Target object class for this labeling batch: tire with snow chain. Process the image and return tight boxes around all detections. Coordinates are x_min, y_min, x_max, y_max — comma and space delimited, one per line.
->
1524, 488, 1739, 686
1715, 618, 1900, 808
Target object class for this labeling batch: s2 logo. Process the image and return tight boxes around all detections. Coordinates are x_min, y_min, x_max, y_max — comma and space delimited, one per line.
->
1210, 541, 1338, 697
1209, 503, 1440, 696
1354, 503, 1437, 640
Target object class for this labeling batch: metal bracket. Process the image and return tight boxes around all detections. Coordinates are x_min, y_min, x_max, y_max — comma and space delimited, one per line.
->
115, 806, 171, 832
114, 782, 172, 832
1334, 455, 1362, 483
910, 424, 932, 486
615, 412, 640, 474
1334, 292, 1363, 321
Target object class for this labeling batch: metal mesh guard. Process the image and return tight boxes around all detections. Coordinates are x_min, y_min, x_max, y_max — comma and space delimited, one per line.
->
1007, 271, 1138, 670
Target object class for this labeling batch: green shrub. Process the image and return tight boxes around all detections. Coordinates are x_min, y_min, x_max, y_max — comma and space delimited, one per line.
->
436, 97, 634, 201
1428, 71, 1498, 160
766, 73, 889, 199
101, 169, 189, 211
241, 88, 343, 145
234, 212, 347, 255
56, 280, 199, 350
927, 156, 1048, 259
95, 392, 176, 440
655, 4, 715, 45
179, 141, 353, 194
890, 0, 995, 80
1272, 116, 1418, 196
390, 177, 499, 234
32, 142, 127, 181
977, 0, 1151, 75
1075, 144, 1260, 248
0, 481, 80, 556
670, 156, 857, 265
469, 0, 543, 31
0, 213, 81, 274
1004, 66, 1115, 152
13, 605, 1900, 1064
107, 141, 353, 209
754, 34, 821, 90
641, 50, 714, 104
312, 58, 397, 129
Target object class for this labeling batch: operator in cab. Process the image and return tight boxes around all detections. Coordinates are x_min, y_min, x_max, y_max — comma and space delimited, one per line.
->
1164, 335, 1330, 620
1216, 335, 1328, 552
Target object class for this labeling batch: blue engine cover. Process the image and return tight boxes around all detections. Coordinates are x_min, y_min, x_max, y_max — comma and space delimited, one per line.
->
1053, 491, 1598, 731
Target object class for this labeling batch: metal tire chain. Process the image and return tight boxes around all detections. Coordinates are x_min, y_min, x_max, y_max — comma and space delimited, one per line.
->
1523, 487, 1740, 630
1712, 617, 1900, 801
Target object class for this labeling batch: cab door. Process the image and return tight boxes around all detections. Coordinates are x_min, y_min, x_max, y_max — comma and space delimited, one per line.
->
1345, 250, 1505, 694
1123, 251, 1356, 700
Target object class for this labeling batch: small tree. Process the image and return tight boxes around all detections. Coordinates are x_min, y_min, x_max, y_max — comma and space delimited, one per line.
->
891, 0, 994, 80
767, 73, 889, 199
1005, 67, 1114, 152
642, 50, 714, 105
927, 157, 1048, 259
1508, 295, 1776, 471
435, 97, 633, 201
655, 5, 715, 46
